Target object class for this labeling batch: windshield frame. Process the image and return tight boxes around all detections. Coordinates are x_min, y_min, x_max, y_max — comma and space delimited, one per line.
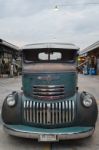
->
22, 48, 78, 64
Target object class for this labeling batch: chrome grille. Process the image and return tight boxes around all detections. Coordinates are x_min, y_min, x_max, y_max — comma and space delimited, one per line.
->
33, 85, 65, 100
23, 100, 75, 125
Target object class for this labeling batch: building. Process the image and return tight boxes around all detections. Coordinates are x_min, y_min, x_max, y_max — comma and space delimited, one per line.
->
79, 41, 99, 75
0, 39, 19, 76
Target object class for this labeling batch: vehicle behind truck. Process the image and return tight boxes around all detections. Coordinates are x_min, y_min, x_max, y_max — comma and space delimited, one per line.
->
2, 43, 98, 142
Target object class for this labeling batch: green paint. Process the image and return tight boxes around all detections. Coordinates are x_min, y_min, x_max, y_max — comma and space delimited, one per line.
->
22, 72, 77, 98
5, 124, 94, 134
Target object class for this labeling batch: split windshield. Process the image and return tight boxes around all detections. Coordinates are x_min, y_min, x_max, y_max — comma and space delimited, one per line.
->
23, 49, 77, 63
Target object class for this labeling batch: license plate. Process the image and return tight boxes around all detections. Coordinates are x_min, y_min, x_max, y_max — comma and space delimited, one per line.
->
39, 134, 57, 141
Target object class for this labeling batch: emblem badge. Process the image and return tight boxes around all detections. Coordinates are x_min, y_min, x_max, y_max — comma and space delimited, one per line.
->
37, 75, 59, 81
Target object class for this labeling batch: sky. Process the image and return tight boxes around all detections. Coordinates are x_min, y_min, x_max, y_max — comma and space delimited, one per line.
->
0, 0, 99, 50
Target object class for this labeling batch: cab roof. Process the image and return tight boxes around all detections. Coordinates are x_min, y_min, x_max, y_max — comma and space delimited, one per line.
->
22, 42, 79, 50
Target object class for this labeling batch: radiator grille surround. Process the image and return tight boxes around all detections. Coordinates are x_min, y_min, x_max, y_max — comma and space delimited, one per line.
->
32, 85, 65, 100
23, 99, 75, 126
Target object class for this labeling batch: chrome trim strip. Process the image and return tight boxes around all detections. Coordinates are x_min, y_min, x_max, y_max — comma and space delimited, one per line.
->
65, 101, 68, 122
55, 103, 58, 124
43, 103, 46, 124
47, 103, 51, 124
33, 88, 64, 92
36, 102, 39, 123
33, 85, 64, 88
40, 103, 42, 124
30, 101, 32, 122
52, 103, 54, 124
33, 101, 36, 123
69, 100, 71, 122
59, 102, 61, 124
33, 91, 64, 96
33, 95, 65, 100
23, 101, 26, 121
62, 101, 65, 123
26, 101, 29, 122
3, 125, 94, 141
72, 100, 75, 121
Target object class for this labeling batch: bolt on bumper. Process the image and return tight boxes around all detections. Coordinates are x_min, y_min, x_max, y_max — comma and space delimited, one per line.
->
3, 124, 94, 142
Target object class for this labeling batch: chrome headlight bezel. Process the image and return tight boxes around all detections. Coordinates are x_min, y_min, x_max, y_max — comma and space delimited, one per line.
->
6, 94, 16, 107
82, 94, 93, 108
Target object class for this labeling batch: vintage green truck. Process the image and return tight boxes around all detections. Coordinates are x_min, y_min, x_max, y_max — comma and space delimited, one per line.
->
1, 43, 98, 142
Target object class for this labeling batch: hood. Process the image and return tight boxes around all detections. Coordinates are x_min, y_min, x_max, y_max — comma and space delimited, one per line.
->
22, 70, 77, 100
23, 63, 76, 73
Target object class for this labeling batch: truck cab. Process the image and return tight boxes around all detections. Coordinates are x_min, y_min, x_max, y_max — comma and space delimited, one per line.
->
2, 43, 98, 142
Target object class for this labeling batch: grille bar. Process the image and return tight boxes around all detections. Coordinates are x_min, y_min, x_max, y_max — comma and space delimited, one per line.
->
33, 85, 64, 88
23, 100, 75, 125
33, 91, 65, 96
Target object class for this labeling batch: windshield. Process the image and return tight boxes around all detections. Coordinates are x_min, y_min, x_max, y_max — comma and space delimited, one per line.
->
23, 49, 77, 63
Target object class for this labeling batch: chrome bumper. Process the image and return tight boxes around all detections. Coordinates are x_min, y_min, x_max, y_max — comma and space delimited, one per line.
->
3, 124, 94, 142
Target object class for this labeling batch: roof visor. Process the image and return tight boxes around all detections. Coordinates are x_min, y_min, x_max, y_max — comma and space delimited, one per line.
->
22, 42, 79, 50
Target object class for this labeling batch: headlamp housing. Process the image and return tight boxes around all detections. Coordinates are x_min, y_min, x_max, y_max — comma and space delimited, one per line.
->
82, 94, 93, 108
6, 94, 16, 107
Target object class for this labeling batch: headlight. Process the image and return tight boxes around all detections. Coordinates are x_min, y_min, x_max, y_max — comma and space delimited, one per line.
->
82, 95, 93, 107
6, 95, 16, 107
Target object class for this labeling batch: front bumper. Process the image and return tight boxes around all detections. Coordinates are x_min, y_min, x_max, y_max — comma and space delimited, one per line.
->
3, 124, 94, 142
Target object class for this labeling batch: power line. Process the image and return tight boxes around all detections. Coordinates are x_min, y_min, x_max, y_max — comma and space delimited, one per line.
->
75, 2, 99, 5
55, 2, 99, 7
